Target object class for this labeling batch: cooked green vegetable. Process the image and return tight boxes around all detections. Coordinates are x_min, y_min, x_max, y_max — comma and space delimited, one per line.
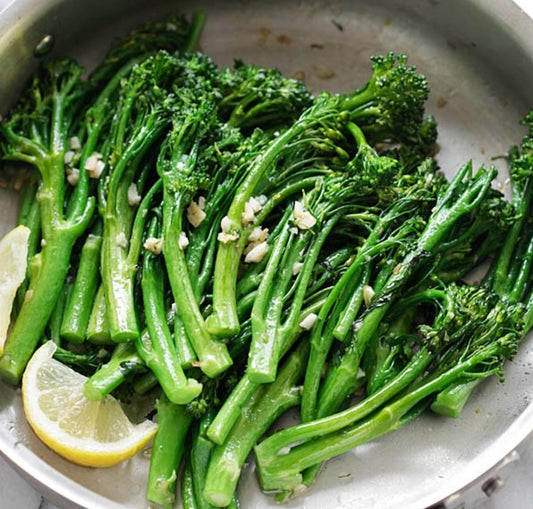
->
2, 12, 533, 509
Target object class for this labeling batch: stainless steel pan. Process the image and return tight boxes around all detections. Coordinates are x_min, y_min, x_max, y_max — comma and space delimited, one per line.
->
1, 1, 533, 507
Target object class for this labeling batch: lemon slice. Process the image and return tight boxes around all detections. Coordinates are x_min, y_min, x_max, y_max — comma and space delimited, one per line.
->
0, 225, 30, 354
22, 341, 157, 467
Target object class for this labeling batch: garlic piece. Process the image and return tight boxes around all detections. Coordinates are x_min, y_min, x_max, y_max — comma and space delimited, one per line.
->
299, 313, 318, 330
363, 285, 375, 307
64, 150, 75, 165
144, 237, 163, 255
293, 201, 316, 230
187, 201, 206, 228
244, 241, 269, 264
178, 232, 189, 250
70, 136, 81, 150
292, 262, 304, 275
127, 183, 142, 206
248, 227, 269, 243
85, 152, 105, 179
66, 168, 80, 186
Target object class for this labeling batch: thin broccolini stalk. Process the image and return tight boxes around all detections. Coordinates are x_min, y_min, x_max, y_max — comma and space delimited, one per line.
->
432, 117, 533, 417
202, 341, 309, 507
255, 286, 523, 493
300, 207, 425, 422
101, 53, 184, 343
246, 129, 401, 384
0, 60, 95, 384
137, 215, 202, 404
147, 395, 193, 509
206, 299, 328, 446
182, 461, 200, 509
158, 92, 233, 378
313, 162, 500, 421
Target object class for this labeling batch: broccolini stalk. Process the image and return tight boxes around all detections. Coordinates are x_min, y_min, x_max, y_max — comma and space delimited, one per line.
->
47, 283, 71, 346
60, 222, 102, 343
300, 171, 434, 422
363, 306, 416, 395
158, 93, 232, 378
491, 112, 533, 297
182, 462, 199, 509
83, 342, 145, 401
432, 120, 533, 416
100, 52, 184, 343
203, 341, 309, 507
0, 60, 95, 384
313, 162, 499, 420
88, 13, 200, 89
147, 395, 193, 509
138, 215, 203, 404
86, 284, 111, 344
184, 410, 240, 509
51, 342, 106, 376
255, 287, 522, 493
206, 296, 326, 446
206, 53, 431, 338
248, 155, 394, 383
189, 412, 217, 509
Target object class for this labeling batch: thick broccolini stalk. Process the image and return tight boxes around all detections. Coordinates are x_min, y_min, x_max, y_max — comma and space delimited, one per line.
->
203, 341, 309, 507
0, 60, 94, 384
147, 395, 193, 509
206, 53, 432, 338
60, 222, 102, 343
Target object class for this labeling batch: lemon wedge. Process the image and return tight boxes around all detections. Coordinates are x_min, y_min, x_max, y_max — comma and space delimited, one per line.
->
0, 225, 30, 355
22, 341, 157, 467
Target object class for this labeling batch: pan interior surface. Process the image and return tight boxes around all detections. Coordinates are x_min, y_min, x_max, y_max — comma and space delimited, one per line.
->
0, 1, 532, 508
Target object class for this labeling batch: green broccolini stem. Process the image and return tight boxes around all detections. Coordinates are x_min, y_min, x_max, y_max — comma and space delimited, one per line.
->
139, 219, 203, 404
147, 395, 193, 509
133, 370, 158, 395
430, 378, 482, 418
206, 103, 337, 338
0, 232, 82, 384
255, 340, 507, 492
182, 461, 200, 509
60, 226, 103, 343
48, 281, 70, 346
162, 191, 232, 378
183, 11, 207, 52
83, 342, 145, 401
206, 301, 320, 446
174, 314, 198, 369
86, 284, 112, 344
203, 341, 309, 507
